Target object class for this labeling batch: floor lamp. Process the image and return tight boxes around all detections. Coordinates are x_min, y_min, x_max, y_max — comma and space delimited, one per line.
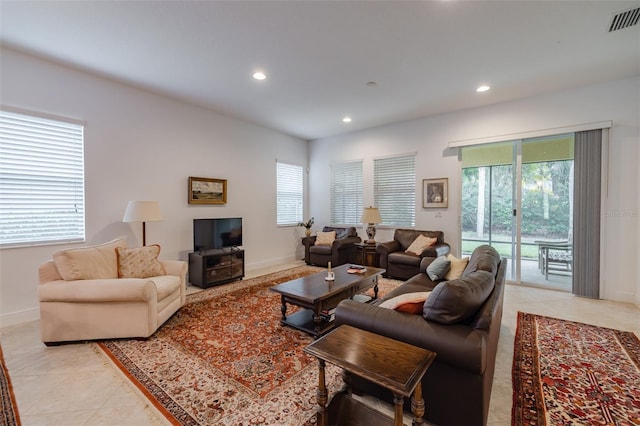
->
122, 201, 163, 246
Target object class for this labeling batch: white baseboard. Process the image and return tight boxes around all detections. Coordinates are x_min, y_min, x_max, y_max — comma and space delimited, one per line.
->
0, 307, 40, 329
245, 255, 300, 273
603, 289, 638, 307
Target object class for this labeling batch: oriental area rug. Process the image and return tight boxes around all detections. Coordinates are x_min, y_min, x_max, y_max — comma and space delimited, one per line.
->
0, 345, 21, 426
512, 312, 640, 425
98, 265, 401, 425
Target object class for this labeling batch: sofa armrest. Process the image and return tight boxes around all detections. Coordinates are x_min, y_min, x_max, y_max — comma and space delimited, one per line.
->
333, 236, 361, 250
421, 242, 451, 258
376, 240, 401, 256
161, 260, 187, 280
376, 240, 401, 269
161, 260, 187, 305
434, 242, 451, 257
419, 257, 436, 274
39, 260, 63, 285
335, 300, 487, 374
39, 279, 156, 303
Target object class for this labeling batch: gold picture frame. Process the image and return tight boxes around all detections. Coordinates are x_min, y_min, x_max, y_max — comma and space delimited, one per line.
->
188, 177, 227, 205
423, 178, 448, 208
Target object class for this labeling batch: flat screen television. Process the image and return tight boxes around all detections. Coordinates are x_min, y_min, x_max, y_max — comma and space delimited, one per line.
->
193, 217, 242, 251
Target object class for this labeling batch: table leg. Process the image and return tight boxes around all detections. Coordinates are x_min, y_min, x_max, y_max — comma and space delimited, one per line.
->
411, 382, 425, 425
373, 276, 379, 299
280, 296, 287, 320
316, 359, 328, 426
393, 393, 404, 426
544, 247, 549, 279
341, 369, 352, 396
313, 312, 323, 335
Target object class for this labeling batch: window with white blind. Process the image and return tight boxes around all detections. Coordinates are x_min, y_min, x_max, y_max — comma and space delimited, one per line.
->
330, 160, 363, 225
276, 161, 303, 226
0, 109, 85, 248
374, 154, 416, 227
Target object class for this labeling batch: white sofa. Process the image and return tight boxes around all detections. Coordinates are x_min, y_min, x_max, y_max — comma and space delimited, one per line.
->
38, 238, 187, 345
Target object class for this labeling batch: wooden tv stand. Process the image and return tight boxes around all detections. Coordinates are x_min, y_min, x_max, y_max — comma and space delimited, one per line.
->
188, 248, 244, 288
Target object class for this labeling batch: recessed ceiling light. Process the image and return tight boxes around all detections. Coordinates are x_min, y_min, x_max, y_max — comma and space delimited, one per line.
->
342, 116, 352, 123
476, 85, 491, 93
253, 71, 266, 81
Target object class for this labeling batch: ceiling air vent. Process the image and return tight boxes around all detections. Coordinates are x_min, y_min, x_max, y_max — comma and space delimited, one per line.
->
608, 7, 640, 32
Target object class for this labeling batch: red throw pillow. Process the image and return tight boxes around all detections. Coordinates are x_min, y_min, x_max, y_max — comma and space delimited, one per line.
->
379, 292, 432, 315
395, 301, 426, 314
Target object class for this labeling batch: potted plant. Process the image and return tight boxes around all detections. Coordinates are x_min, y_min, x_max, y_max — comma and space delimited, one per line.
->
298, 217, 314, 237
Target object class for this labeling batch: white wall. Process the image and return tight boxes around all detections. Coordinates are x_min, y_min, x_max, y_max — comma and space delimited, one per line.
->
309, 76, 640, 306
0, 47, 309, 326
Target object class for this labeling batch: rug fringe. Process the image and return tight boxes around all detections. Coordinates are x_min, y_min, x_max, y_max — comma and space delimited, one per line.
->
92, 343, 173, 426
0, 344, 21, 426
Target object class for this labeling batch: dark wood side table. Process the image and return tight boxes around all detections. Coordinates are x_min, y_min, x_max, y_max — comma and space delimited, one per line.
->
304, 325, 437, 426
355, 242, 379, 267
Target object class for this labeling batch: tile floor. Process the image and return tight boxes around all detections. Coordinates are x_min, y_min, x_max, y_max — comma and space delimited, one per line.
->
2, 262, 639, 426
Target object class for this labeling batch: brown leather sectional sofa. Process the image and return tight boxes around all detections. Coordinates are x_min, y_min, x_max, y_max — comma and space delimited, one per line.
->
335, 245, 506, 426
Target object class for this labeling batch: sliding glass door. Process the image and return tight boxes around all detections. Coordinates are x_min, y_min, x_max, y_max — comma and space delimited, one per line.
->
519, 135, 574, 289
461, 142, 516, 278
460, 135, 574, 290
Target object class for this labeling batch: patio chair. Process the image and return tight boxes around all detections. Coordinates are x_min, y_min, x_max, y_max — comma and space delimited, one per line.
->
536, 240, 572, 279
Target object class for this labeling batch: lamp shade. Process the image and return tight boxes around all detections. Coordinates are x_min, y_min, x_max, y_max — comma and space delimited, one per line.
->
122, 201, 163, 223
361, 206, 381, 224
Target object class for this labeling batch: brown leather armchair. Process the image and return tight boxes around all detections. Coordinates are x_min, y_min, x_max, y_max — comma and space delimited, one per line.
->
302, 226, 361, 267
376, 229, 450, 280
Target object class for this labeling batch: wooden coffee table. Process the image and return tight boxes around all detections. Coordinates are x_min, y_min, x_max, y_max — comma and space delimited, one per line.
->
269, 264, 384, 337
304, 325, 437, 426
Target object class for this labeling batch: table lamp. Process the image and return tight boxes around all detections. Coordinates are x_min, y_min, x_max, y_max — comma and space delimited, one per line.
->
122, 201, 163, 246
361, 206, 382, 244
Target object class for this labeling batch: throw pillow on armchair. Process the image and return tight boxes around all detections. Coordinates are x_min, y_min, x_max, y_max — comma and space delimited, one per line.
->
302, 226, 361, 267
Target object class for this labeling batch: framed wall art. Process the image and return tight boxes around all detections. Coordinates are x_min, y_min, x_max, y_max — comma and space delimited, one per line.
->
188, 177, 227, 205
423, 178, 448, 208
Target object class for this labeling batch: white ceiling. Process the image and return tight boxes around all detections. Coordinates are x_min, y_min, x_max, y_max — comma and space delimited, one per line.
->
1, 1, 639, 140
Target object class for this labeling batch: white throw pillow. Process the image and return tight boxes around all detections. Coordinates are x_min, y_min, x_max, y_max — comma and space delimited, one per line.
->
405, 234, 437, 256
444, 254, 469, 280
116, 245, 166, 278
53, 238, 127, 280
314, 231, 336, 246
